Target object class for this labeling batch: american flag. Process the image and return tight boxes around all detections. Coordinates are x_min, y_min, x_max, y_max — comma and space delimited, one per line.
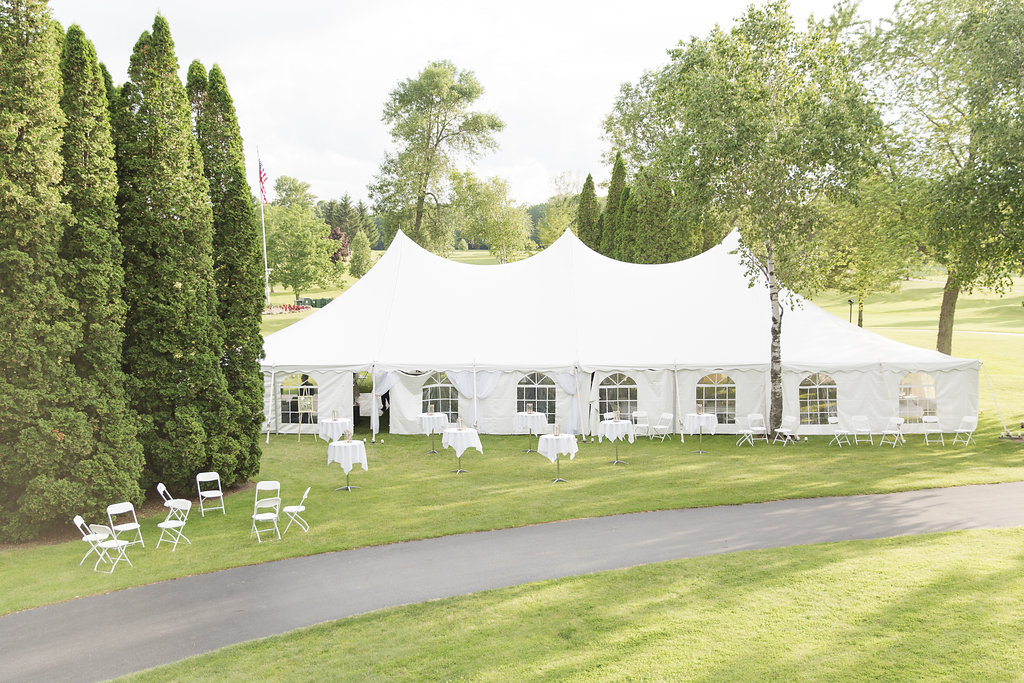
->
258, 158, 268, 204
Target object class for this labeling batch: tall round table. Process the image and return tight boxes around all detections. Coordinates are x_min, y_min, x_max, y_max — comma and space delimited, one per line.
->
597, 419, 635, 464
441, 427, 482, 474
419, 413, 449, 454
514, 411, 547, 453
537, 433, 578, 483
684, 413, 717, 453
327, 440, 368, 491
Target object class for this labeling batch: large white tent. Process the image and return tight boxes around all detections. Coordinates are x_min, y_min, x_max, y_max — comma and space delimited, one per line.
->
261, 229, 979, 437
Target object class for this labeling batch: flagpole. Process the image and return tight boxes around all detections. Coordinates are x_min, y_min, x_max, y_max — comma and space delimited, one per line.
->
257, 148, 271, 308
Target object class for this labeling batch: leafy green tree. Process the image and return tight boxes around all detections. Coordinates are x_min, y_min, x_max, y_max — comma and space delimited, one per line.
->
0, 1, 109, 540
605, 1, 881, 429
599, 153, 627, 255
576, 174, 600, 249
348, 229, 373, 279
369, 60, 504, 253
112, 15, 236, 490
273, 175, 316, 210
450, 171, 531, 263
57, 23, 145, 522
264, 204, 340, 297
186, 60, 263, 482
861, 0, 1024, 354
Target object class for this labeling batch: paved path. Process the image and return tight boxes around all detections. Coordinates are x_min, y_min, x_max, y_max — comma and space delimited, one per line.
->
3, 482, 1024, 682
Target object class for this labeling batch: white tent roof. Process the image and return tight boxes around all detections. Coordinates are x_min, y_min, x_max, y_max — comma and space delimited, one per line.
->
262, 229, 979, 374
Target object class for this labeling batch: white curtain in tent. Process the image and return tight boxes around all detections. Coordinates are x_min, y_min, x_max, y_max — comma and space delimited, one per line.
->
448, 370, 501, 431
370, 370, 400, 436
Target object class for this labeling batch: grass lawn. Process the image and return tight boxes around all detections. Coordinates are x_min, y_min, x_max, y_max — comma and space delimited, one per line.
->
127, 527, 1024, 681
3, 410, 1021, 617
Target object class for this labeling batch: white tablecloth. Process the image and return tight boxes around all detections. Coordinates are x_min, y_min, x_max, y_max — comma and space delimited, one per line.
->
327, 440, 368, 474
318, 418, 353, 442
537, 434, 578, 464
597, 419, 635, 443
419, 413, 449, 434
513, 411, 548, 434
441, 427, 483, 457
683, 413, 718, 435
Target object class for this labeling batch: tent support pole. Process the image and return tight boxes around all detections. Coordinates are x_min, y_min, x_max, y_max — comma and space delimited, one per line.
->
472, 364, 479, 431
981, 364, 1008, 434
370, 364, 377, 443
573, 366, 584, 439
674, 367, 682, 443
267, 369, 277, 444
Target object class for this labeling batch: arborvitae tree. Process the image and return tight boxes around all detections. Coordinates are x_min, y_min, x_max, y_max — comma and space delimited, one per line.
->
613, 186, 636, 261
57, 23, 145, 518
348, 228, 372, 279
356, 200, 379, 248
112, 16, 235, 491
186, 60, 263, 483
98, 61, 118, 121
632, 168, 693, 264
576, 173, 599, 249
0, 1, 89, 539
599, 152, 627, 255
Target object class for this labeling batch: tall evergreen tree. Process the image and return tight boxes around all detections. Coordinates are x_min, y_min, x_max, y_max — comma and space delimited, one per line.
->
0, 1, 91, 539
613, 186, 636, 261
186, 60, 263, 483
576, 173, 599, 249
599, 152, 627, 255
356, 200, 379, 247
630, 167, 693, 264
57, 23, 145, 518
111, 16, 235, 490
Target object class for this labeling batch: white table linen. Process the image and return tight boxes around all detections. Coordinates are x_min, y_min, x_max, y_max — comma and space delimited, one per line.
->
318, 417, 353, 442
327, 440, 368, 474
597, 419, 635, 444
537, 434, 578, 464
513, 411, 548, 434
441, 427, 483, 457
683, 413, 718, 435
419, 413, 449, 434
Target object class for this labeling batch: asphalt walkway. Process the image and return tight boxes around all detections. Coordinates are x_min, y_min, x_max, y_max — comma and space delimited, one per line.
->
2, 481, 1024, 682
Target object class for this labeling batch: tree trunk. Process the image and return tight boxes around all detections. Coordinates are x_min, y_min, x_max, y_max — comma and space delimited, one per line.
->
413, 193, 425, 244
857, 298, 864, 328
767, 245, 784, 432
936, 275, 959, 355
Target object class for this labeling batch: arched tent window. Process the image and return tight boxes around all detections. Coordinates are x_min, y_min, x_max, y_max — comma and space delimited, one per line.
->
799, 373, 837, 425
696, 373, 736, 424
599, 373, 637, 418
517, 373, 556, 424
280, 373, 318, 424
422, 372, 458, 424
899, 372, 937, 424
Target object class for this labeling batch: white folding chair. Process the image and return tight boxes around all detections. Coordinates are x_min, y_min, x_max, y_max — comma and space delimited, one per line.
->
651, 413, 673, 442
735, 415, 754, 446
196, 471, 225, 516
632, 411, 650, 438
157, 483, 190, 521
922, 415, 944, 445
828, 416, 851, 447
773, 415, 799, 445
89, 523, 133, 573
156, 499, 192, 551
251, 481, 281, 543
283, 487, 311, 535
73, 515, 109, 567
953, 416, 978, 446
851, 416, 873, 445
107, 501, 144, 547
879, 416, 905, 448
747, 414, 769, 443
603, 411, 616, 420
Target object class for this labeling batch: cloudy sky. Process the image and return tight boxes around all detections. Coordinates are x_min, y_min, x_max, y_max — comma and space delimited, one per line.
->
50, 0, 896, 207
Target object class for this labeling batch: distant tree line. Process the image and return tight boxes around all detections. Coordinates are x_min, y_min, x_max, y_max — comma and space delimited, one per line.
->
0, 4, 264, 540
